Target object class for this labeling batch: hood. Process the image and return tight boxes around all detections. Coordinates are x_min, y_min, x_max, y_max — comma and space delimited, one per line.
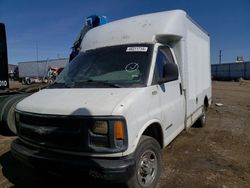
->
16, 88, 135, 116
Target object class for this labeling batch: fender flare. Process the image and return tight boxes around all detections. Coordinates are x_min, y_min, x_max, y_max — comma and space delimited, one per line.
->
127, 119, 163, 155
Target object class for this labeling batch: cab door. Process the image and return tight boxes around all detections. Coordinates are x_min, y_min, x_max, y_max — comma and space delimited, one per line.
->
152, 45, 185, 146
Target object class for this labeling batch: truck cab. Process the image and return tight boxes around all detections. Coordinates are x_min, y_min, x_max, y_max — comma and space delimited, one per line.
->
11, 10, 211, 188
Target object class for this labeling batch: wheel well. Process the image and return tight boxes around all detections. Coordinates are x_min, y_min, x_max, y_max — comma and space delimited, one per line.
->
142, 123, 163, 148
204, 96, 209, 109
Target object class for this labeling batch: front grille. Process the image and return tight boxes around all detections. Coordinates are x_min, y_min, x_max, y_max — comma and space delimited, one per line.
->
18, 113, 93, 152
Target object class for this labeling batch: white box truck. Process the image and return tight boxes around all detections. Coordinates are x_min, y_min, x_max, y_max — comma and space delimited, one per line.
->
11, 10, 211, 187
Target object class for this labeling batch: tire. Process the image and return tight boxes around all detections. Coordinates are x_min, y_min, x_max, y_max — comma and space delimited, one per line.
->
48, 78, 55, 85
21, 79, 26, 85
0, 95, 17, 134
196, 105, 207, 128
126, 136, 162, 188
26, 78, 31, 85
1, 94, 30, 134
0, 95, 15, 123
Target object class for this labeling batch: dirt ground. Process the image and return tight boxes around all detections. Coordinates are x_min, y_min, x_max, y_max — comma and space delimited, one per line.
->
8, 81, 48, 93
0, 81, 250, 188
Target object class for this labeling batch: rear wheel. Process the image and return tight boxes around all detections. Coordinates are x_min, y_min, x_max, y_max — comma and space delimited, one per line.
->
126, 136, 162, 188
21, 79, 26, 85
196, 105, 207, 128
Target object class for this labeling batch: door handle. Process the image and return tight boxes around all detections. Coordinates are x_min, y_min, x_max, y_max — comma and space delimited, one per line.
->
179, 83, 183, 95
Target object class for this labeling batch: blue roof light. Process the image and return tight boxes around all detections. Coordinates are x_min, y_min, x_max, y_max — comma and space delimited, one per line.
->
86, 15, 108, 27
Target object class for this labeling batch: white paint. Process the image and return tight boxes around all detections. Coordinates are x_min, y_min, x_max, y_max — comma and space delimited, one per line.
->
16, 10, 211, 159
0, 80, 7, 87
81, 10, 187, 51
16, 88, 135, 116
126, 47, 148, 52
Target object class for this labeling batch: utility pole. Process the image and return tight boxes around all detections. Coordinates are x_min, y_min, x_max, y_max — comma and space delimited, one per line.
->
219, 50, 222, 64
36, 41, 39, 78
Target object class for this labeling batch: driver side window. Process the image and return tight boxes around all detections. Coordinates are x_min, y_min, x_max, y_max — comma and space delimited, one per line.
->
152, 46, 177, 84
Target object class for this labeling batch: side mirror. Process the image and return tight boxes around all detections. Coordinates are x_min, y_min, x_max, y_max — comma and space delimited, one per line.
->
158, 63, 179, 84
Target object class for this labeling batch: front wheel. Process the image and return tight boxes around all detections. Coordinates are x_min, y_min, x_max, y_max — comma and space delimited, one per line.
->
126, 136, 162, 188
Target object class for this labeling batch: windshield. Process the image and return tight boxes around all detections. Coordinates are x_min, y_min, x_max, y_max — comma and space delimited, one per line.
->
50, 44, 153, 88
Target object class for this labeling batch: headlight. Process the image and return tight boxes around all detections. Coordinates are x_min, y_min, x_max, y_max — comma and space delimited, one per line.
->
89, 118, 128, 152
91, 120, 108, 135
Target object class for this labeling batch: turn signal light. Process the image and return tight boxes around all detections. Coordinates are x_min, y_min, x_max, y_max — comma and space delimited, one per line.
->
114, 120, 124, 140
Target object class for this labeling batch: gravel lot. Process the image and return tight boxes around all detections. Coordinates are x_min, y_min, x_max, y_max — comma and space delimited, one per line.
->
0, 81, 250, 187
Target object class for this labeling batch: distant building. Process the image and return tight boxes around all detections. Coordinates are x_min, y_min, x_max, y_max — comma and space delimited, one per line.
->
18, 58, 69, 78
235, 56, 244, 63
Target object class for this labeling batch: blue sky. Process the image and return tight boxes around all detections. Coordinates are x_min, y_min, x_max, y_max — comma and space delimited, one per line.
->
0, 0, 250, 65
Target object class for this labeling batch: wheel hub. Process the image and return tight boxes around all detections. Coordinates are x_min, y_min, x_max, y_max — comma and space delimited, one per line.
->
137, 150, 158, 187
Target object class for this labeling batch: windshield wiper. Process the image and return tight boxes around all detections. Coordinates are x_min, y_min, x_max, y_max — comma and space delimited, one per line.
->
49, 82, 73, 88
79, 79, 122, 88
50, 80, 122, 88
